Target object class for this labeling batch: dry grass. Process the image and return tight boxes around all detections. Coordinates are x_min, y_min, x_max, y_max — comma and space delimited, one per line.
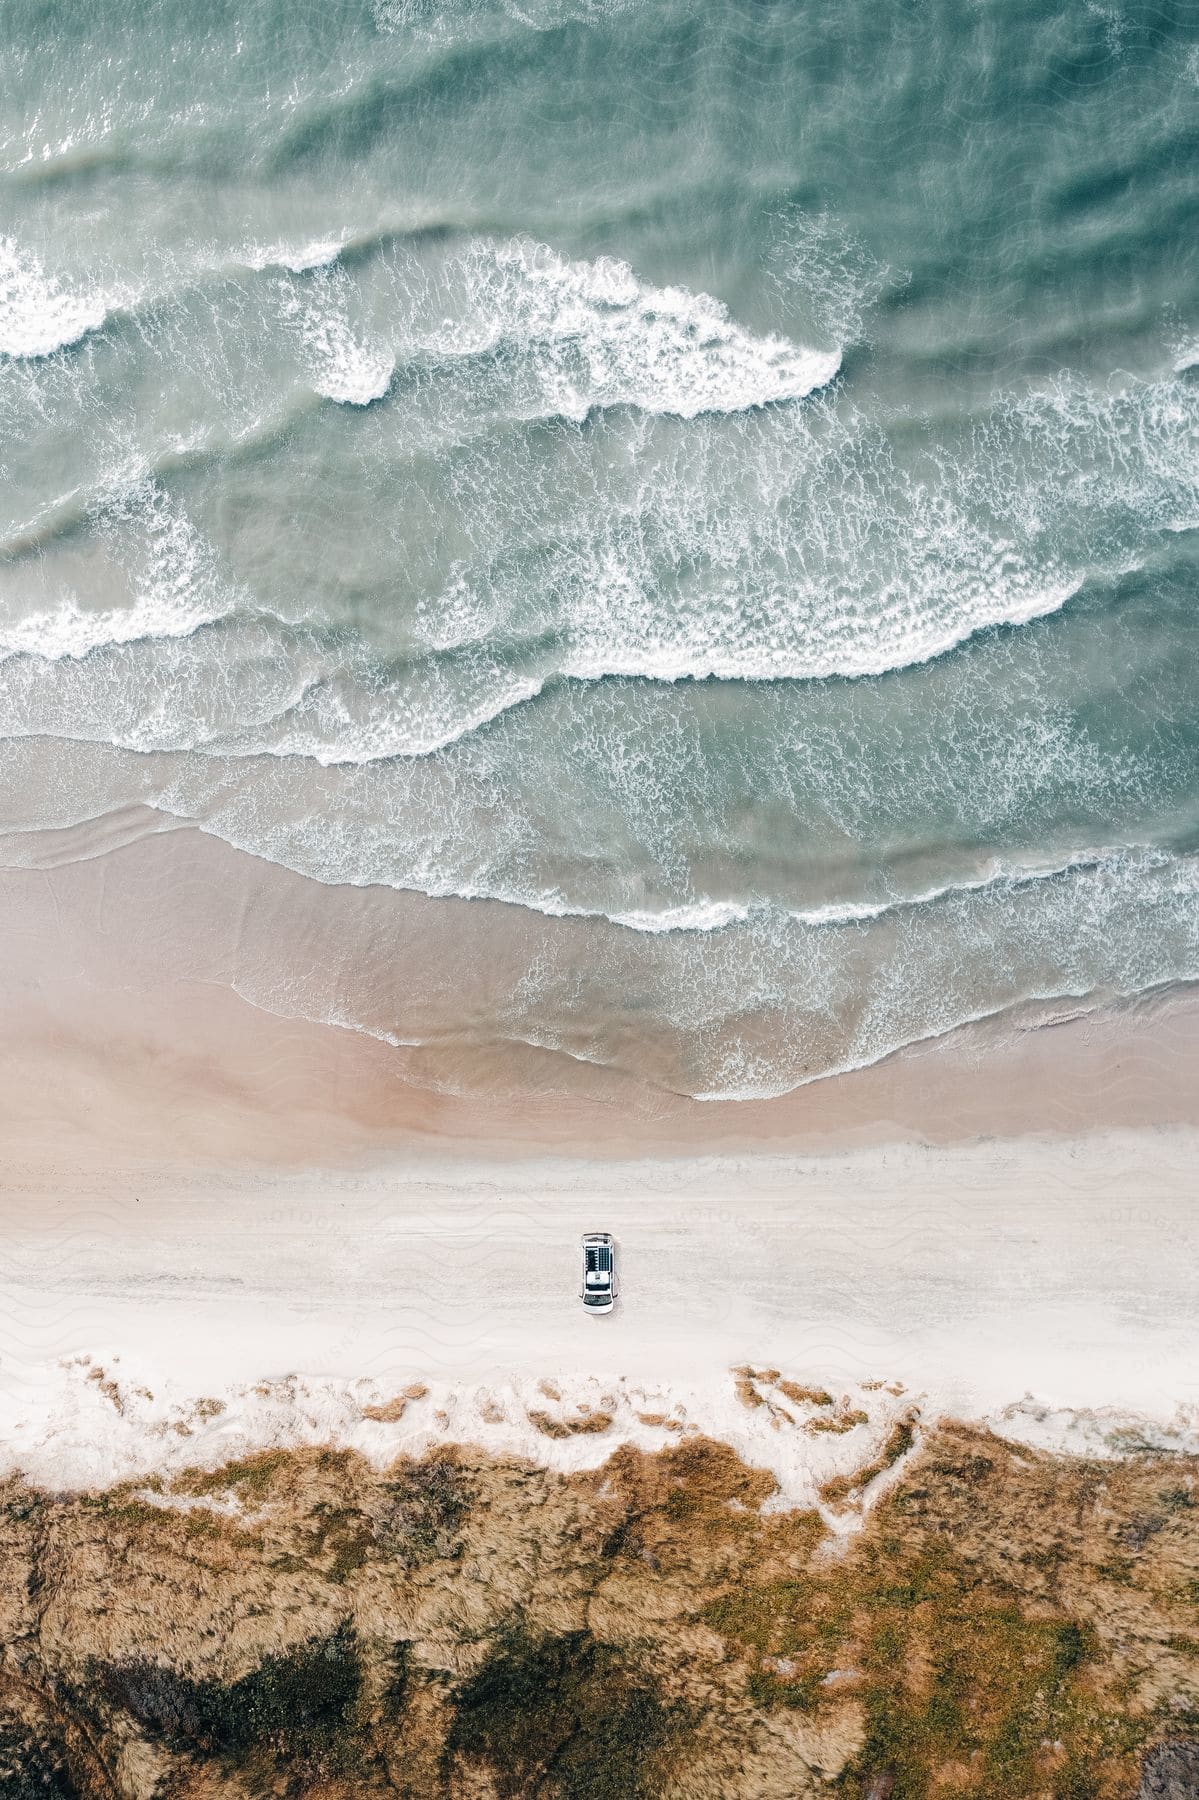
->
527, 1410, 614, 1440
777, 1381, 834, 1409
731, 1366, 769, 1409
636, 1413, 684, 1433
85, 1368, 125, 1414
807, 1409, 869, 1436
362, 1397, 409, 1423
362, 1383, 428, 1423
820, 1414, 920, 1509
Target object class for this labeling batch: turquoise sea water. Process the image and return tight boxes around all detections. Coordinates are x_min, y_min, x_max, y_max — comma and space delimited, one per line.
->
1, 0, 1197, 1096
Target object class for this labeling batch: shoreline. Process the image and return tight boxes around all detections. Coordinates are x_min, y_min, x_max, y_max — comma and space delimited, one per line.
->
3, 971, 1197, 1168
2, 821, 1199, 1169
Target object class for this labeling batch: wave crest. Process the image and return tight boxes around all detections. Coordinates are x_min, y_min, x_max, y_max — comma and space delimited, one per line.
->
424, 237, 841, 418
0, 236, 110, 359
0, 481, 244, 660
1, 229, 840, 421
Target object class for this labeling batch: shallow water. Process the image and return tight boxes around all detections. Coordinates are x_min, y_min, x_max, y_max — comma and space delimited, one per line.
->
2, 0, 1197, 1096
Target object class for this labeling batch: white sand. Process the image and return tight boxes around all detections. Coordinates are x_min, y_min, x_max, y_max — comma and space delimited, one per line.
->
1, 1128, 1196, 1501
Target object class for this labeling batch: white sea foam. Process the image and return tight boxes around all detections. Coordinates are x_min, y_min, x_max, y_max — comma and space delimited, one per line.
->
429, 237, 842, 418
0, 481, 241, 661
766, 208, 895, 349
0, 716, 1118, 934
556, 575, 1083, 685
544, 873, 1096, 936
392, 365, 1194, 697
0, 237, 109, 358
783, 848, 1148, 932
3, 704, 1155, 941
2, 362, 1192, 767
1, 739, 1197, 1101
308, 322, 394, 405
280, 264, 395, 405
2, 243, 1195, 962
217, 665, 549, 763
243, 236, 349, 275
606, 899, 751, 933
365, 847, 1155, 937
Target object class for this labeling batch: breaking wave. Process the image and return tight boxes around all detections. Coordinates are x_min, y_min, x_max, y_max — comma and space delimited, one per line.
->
0, 236, 112, 359
0, 482, 249, 661
0, 230, 839, 421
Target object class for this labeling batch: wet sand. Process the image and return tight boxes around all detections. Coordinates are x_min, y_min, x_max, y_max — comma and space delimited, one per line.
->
0, 822, 1195, 1487
0, 822, 1197, 1168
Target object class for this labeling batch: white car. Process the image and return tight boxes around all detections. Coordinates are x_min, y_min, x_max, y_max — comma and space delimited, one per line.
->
580, 1232, 617, 1312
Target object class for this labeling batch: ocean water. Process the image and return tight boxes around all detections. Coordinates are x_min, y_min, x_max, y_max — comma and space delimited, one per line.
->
1, 0, 1197, 1098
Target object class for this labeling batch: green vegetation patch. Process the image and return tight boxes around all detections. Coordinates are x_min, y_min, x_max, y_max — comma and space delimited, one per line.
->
373, 1454, 472, 1565
176, 1449, 294, 1502
704, 1497, 1146, 1792
704, 1573, 842, 1666
447, 1627, 684, 1799
0, 1718, 79, 1799
308, 1500, 374, 1582
96, 1622, 362, 1775
838, 1535, 1140, 1799
855, 1601, 1099, 1795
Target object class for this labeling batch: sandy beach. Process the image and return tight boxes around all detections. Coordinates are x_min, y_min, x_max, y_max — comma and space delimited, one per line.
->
2, 1001, 1198, 1495
0, 823, 1193, 1500
2, 1122, 1196, 1410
